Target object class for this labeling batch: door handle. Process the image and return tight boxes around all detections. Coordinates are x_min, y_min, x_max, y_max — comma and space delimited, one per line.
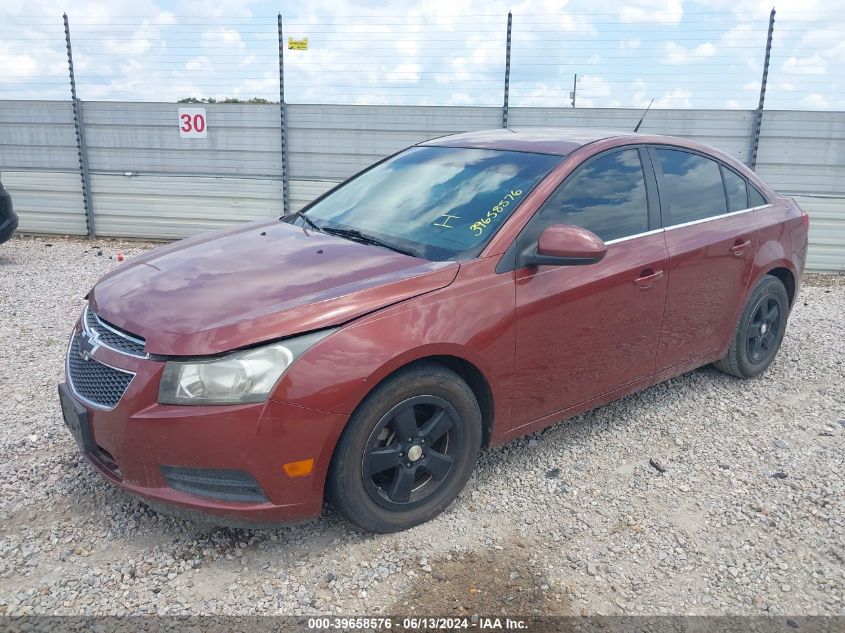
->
730, 239, 752, 256
633, 269, 664, 290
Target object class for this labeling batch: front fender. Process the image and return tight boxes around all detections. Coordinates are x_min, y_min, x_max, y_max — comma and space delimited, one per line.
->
270, 257, 516, 436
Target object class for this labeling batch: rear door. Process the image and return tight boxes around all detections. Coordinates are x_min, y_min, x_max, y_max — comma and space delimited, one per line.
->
650, 146, 759, 370
510, 147, 669, 428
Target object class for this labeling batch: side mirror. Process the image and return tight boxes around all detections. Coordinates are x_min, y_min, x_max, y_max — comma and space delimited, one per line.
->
520, 224, 607, 267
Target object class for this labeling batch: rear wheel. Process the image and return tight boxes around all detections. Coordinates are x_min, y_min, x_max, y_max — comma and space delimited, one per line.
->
714, 275, 789, 378
327, 362, 482, 532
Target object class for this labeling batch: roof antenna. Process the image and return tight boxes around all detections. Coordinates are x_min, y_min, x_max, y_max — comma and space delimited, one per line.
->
634, 98, 654, 133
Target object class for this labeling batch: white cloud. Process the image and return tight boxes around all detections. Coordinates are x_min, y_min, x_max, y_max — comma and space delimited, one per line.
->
795, 29, 845, 64
1, 0, 843, 109
184, 0, 254, 19
654, 88, 692, 108
619, 0, 683, 24
719, 23, 765, 49
782, 55, 827, 75
577, 74, 613, 104
396, 38, 418, 57
233, 73, 279, 97
103, 21, 164, 56
386, 63, 422, 84
619, 38, 641, 52
185, 56, 213, 72
799, 93, 831, 109
0, 52, 39, 81
664, 42, 717, 65
696, 43, 717, 58
155, 11, 175, 26
435, 33, 502, 88
201, 27, 246, 52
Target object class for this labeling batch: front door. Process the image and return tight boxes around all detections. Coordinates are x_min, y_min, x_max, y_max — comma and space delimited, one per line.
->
510, 147, 669, 429
649, 147, 759, 370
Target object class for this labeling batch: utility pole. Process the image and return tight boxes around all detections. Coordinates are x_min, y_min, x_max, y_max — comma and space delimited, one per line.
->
570, 73, 577, 108
749, 7, 776, 170
502, 11, 512, 128
64, 12, 95, 237
277, 13, 290, 215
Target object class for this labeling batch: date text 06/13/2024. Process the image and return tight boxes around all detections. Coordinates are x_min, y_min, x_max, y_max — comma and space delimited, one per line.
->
306, 617, 529, 630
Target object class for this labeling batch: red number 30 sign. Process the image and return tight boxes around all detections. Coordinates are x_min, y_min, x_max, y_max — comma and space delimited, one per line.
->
178, 108, 207, 138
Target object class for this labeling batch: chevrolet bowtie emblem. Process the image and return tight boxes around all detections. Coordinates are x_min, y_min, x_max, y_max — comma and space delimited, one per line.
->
75, 330, 101, 361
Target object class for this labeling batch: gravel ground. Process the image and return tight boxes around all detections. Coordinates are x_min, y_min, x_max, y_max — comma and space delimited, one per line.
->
0, 234, 843, 616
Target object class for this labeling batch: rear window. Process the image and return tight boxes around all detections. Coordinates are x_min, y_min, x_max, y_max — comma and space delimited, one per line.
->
722, 167, 749, 212
656, 148, 727, 225
749, 184, 768, 207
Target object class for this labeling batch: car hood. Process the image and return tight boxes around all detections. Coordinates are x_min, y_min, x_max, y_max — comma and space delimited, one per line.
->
90, 220, 459, 356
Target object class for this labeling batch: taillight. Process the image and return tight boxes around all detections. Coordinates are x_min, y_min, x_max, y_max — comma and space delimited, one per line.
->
788, 196, 810, 229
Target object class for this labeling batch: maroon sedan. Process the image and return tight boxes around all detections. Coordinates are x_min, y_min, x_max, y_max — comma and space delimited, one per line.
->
60, 129, 808, 532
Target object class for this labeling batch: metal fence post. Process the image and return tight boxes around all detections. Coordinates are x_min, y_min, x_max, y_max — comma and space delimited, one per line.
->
278, 13, 291, 216
749, 7, 775, 171
64, 13, 95, 237
502, 11, 512, 128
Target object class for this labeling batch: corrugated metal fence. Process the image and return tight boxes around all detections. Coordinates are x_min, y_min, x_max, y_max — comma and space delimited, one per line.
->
0, 100, 842, 271
756, 112, 845, 272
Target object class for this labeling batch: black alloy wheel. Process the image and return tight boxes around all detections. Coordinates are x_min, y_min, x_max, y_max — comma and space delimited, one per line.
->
362, 395, 461, 510
746, 296, 782, 364
713, 274, 789, 378
327, 362, 482, 532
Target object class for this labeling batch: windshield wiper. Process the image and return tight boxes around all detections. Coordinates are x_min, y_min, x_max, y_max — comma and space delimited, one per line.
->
321, 226, 417, 258
284, 209, 323, 232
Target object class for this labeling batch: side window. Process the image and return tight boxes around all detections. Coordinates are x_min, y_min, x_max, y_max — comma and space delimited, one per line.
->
536, 149, 649, 242
655, 148, 727, 225
749, 184, 768, 207
722, 166, 749, 212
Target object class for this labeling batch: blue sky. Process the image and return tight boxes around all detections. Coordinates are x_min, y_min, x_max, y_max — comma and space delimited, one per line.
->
1, 0, 843, 109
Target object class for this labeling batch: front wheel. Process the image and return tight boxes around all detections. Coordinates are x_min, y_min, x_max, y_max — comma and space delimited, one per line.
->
713, 274, 790, 378
327, 362, 482, 533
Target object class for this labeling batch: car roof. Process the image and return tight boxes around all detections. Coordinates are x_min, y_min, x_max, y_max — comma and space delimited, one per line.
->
419, 127, 638, 155
418, 127, 771, 195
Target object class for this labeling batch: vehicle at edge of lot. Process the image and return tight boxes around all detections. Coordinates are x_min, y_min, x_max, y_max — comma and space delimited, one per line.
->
58, 128, 809, 532
0, 174, 18, 245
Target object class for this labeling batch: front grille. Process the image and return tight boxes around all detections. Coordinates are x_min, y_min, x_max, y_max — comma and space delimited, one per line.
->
85, 306, 147, 357
67, 337, 134, 408
161, 466, 268, 503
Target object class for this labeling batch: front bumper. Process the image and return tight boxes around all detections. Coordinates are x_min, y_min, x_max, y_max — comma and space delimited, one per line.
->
61, 322, 349, 525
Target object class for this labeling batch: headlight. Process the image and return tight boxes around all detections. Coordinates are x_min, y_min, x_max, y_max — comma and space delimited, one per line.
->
158, 329, 336, 405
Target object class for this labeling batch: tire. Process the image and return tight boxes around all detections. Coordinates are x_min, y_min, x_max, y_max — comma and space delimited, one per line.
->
713, 274, 789, 378
327, 362, 482, 533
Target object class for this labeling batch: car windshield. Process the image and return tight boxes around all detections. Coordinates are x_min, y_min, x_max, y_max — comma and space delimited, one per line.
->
289, 146, 561, 261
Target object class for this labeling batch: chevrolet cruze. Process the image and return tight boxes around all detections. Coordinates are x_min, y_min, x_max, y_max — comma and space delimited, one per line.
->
59, 128, 808, 532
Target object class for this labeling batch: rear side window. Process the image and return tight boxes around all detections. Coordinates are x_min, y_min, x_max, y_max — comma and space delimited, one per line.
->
536, 149, 649, 242
655, 148, 727, 225
749, 184, 768, 207
722, 167, 749, 212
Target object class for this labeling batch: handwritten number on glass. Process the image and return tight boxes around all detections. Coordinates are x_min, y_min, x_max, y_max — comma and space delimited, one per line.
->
470, 189, 522, 236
